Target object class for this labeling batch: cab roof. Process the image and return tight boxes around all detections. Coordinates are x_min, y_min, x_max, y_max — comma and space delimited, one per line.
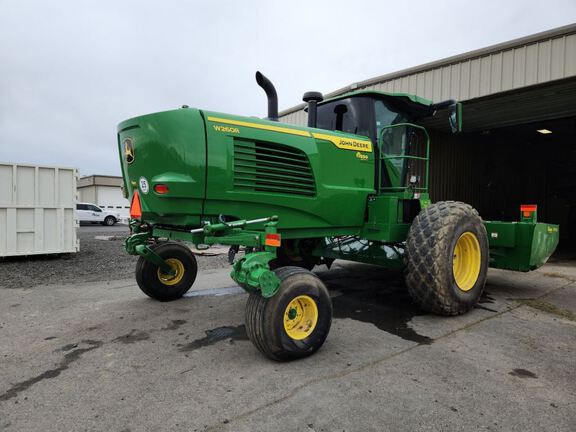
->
320, 90, 436, 119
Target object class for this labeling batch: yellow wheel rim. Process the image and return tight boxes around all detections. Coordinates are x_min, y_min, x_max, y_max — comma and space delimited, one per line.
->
452, 232, 481, 291
157, 258, 185, 286
283, 295, 318, 340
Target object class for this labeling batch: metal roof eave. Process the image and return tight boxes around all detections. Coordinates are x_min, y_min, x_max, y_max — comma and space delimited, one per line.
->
278, 23, 576, 118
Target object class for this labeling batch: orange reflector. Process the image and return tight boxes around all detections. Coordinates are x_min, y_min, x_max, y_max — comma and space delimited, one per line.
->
265, 233, 281, 247
154, 184, 169, 194
521, 204, 537, 217
130, 190, 142, 219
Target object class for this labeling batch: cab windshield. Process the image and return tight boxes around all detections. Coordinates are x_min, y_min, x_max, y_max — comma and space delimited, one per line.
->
316, 97, 372, 138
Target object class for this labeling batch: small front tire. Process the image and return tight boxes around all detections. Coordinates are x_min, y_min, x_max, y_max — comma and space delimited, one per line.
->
245, 266, 332, 361
135, 242, 198, 301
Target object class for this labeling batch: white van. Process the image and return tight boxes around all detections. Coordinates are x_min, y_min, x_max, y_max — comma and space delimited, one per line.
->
76, 202, 121, 226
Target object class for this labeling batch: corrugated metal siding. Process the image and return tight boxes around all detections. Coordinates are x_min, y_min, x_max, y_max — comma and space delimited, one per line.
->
279, 27, 576, 125
369, 33, 576, 102
281, 109, 306, 127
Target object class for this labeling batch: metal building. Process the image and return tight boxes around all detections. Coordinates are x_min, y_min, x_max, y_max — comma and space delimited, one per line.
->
279, 24, 576, 246
77, 175, 130, 217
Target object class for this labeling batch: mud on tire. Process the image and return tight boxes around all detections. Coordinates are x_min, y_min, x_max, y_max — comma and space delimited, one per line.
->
405, 201, 489, 316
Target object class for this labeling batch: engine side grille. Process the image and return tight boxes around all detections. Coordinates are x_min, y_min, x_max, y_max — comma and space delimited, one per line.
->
233, 139, 316, 196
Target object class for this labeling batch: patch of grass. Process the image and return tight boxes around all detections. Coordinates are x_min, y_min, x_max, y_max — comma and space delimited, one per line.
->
519, 299, 576, 322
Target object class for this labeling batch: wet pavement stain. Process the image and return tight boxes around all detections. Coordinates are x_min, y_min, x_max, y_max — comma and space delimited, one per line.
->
323, 268, 432, 344
179, 325, 248, 352
331, 290, 432, 344
518, 299, 576, 322
113, 330, 150, 344
162, 319, 187, 331
509, 368, 538, 378
0, 340, 103, 402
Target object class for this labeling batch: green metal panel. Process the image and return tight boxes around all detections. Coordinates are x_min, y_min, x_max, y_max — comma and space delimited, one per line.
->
201, 112, 375, 233
361, 195, 405, 242
313, 237, 405, 269
486, 221, 559, 271
117, 108, 207, 226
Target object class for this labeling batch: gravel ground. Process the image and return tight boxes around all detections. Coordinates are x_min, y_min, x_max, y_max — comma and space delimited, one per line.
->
0, 226, 230, 289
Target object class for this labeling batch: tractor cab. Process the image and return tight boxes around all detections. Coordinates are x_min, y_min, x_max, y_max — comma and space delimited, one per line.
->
308, 91, 461, 194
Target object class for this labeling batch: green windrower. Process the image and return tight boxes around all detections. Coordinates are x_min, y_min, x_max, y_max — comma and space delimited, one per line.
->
117, 71, 559, 361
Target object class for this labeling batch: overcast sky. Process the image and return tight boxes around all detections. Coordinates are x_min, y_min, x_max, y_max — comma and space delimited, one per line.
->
1, 1, 575, 176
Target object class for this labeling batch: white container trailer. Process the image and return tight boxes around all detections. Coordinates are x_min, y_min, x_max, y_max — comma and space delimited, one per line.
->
0, 162, 79, 257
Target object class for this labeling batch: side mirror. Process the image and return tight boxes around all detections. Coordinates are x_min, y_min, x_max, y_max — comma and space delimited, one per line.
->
449, 103, 462, 134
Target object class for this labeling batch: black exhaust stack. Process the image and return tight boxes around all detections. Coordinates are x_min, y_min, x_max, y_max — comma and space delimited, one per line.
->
255, 71, 278, 121
303, 91, 323, 128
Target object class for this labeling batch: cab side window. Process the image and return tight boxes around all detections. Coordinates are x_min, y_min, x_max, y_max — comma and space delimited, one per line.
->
374, 100, 407, 139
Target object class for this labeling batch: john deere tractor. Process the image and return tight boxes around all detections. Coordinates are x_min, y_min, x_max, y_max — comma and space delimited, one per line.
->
118, 72, 559, 361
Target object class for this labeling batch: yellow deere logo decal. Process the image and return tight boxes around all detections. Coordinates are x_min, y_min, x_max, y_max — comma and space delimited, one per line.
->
312, 133, 373, 152
124, 138, 135, 164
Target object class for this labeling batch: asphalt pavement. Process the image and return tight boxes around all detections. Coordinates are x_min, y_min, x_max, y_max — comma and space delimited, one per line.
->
78, 224, 130, 234
0, 259, 575, 431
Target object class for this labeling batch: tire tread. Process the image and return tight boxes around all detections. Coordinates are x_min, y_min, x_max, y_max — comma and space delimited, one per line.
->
405, 201, 488, 316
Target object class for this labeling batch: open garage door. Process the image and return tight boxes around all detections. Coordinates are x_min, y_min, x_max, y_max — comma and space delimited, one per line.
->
424, 75, 576, 249
476, 117, 575, 245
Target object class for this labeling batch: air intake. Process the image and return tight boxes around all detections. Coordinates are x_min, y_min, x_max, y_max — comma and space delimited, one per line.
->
233, 139, 316, 196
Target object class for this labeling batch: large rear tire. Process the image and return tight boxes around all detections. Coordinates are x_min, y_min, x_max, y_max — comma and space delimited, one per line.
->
245, 266, 332, 361
405, 201, 488, 316
135, 242, 198, 302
